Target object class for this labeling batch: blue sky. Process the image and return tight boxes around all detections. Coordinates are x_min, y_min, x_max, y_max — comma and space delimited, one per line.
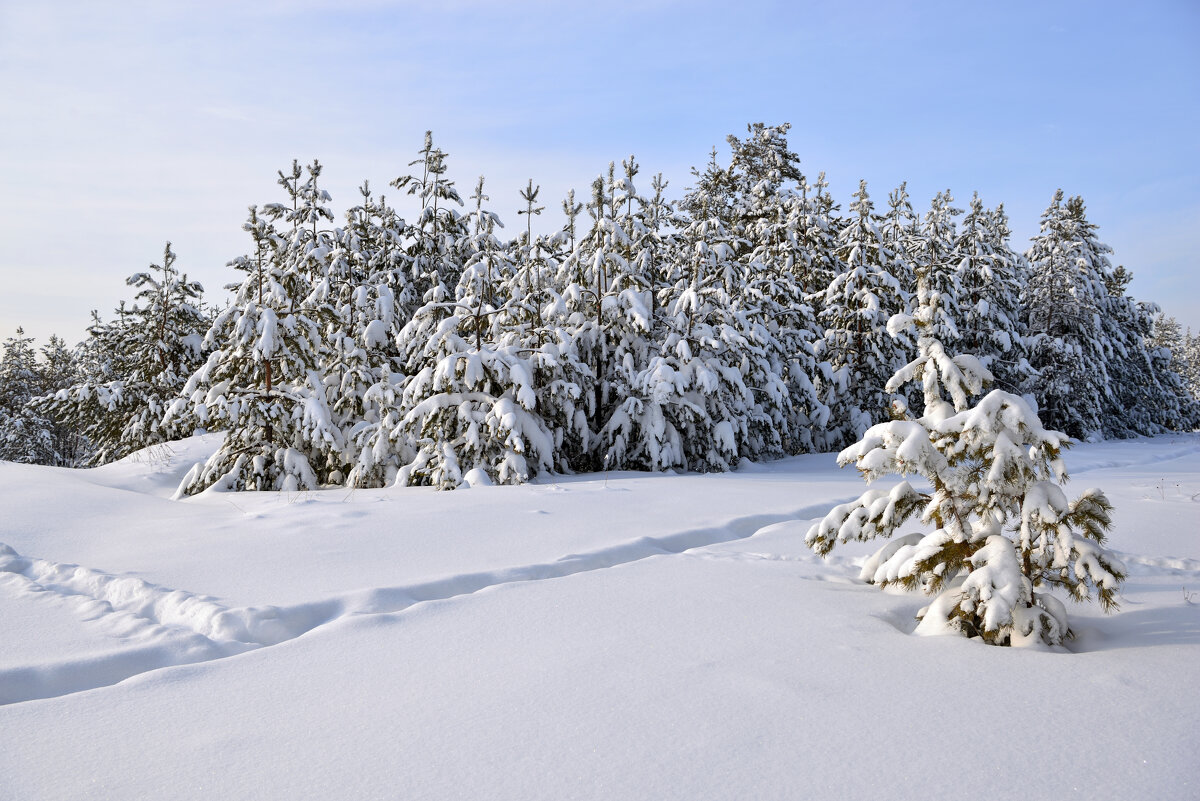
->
2, 0, 1198, 346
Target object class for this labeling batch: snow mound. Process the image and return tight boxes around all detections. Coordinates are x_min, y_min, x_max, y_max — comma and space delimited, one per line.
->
78, 433, 225, 498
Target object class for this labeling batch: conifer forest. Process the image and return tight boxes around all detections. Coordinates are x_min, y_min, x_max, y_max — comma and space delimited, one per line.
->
3, 124, 1198, 493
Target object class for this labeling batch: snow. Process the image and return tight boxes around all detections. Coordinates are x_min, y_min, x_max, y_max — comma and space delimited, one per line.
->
2, 434, 1199, 799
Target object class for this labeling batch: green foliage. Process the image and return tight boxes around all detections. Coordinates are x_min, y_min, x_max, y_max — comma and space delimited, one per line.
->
807, 272, 1126, 647
35, 244, 208, 465
5, 124, 1192, 503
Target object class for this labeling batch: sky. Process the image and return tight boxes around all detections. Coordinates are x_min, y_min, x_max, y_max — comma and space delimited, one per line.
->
1, 0, 1198, 348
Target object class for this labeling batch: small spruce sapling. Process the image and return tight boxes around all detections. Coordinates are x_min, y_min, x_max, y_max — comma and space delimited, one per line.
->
805, 265, 1126, 646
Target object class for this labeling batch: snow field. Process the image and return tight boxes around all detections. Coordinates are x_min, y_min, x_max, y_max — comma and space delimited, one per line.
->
1, 434, 1198, 799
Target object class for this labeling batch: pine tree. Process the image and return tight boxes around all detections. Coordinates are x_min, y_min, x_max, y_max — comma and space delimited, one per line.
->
169, 193, 339, 495
880, 182, 918, 302
391, 131, 467, 307
1101, 271, 1198, 435
893, 190, 961, 415
36, 335, 89, 465
581, 162, 668, 469
1147, 314, 1200, 429
39, 243, 208, 464
794, 172, 840, 299
516, 177, 546, 296
818, 180, 908, 448
738, 169, 823, 456
390, 177, 554, 487
607, 196, 750, 472
792, 172, 841, 452
527, 188, 599, 472
664, 126, 820, 462
1022, 192, 1111, 440
954, 197, 1030, 395
1181, 327, 1200, 402
806, 266, 1125, 646
911, 191, 961, 346
0, 328, 59, 464
324, 181, 416, 486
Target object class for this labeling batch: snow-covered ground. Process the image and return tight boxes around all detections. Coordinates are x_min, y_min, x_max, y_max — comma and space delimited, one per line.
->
2, 434, 1198, 800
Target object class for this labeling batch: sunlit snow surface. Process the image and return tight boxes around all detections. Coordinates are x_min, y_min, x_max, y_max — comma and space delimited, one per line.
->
1, 434, 1198, 799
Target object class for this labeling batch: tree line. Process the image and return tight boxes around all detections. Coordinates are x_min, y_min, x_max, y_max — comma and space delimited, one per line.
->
3, 123, 1197, 491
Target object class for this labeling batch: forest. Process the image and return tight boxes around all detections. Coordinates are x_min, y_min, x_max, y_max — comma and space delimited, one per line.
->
2, 123, 1198, 493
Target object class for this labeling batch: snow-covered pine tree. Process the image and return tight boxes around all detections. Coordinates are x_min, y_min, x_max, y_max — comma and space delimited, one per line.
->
577, 161, 672, 471
817, 180, 908, 448
893, 190, 961, 415
680, 147, 738, 230
554, 169, 640, 470
168, 197, 339, 495
0, 328, 60, 464
73, 306, 136, 405
954, 197, 1031, 395
35, 335, 89, 465
391, 131, 467, 308
722, 123, 803, 217
348, 135, 475, 485
506, 177, 564, 342
806, 257, 1126, 646
325, 181, 413, 487
1181, 327, 1200, 403
515, 178, 547, 297
671, 212, 763, 469
38, 243, 208, 465
1022, 191, 1111, 440
1100, 267, 1198, 435
1151, 315, 1200, 430
636, 172, 679, 340
605, 199, 749, 472
1146, 315, 1200, 427
270, 160, 347, 480
609, 157, 686, 447
733, 128, 823, 457
390, 177, 553, 488
1150, 315, 1185, 371
526, 188, 600, 472
794, 171, 840, 300
792, 172, 841, 452
911, 191, 961, 347
880, 182, 918, 302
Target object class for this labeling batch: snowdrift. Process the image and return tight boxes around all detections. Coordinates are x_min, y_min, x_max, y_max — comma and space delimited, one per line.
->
2, 434, 1198, 799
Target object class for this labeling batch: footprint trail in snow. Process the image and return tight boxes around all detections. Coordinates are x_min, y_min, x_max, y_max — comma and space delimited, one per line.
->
0, 498, 853, 705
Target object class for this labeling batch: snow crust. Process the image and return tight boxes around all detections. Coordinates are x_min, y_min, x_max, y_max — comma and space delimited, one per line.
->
1, 434, 1198, 799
